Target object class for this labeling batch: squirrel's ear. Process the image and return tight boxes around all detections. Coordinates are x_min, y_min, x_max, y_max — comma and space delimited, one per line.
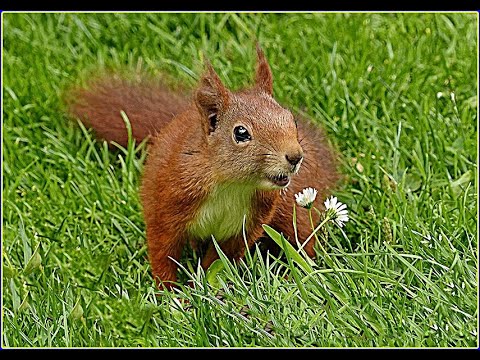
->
195, 62, 231, 134
255, 44, 273, 96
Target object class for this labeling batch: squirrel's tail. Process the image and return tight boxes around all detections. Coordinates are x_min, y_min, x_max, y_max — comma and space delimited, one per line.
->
66, 77, 190, 147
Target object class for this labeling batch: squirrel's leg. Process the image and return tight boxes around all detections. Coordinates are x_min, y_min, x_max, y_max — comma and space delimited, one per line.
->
201, 226, 265, 270
146, 228, 185, 290
200, 193, 278, 270
201, 238, 244, 269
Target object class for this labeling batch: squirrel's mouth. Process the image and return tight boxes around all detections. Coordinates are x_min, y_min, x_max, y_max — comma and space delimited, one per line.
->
266, 174, 291, 188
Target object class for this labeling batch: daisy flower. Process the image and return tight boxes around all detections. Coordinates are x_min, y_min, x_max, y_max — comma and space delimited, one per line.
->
295, 187, 318, 209
324, 196, 349, 227
300, 193, 350, 245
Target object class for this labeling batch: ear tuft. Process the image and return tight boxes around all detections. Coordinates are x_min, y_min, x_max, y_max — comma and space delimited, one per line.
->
255, 44, 273, 95
195, 61, 231, 134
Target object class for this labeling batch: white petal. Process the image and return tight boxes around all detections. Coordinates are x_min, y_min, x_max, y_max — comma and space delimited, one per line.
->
324, 198, 330, 208
330, 196, 338, 208
295, 188, 318, 208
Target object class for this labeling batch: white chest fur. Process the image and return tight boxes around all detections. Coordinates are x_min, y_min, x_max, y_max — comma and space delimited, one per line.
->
187, 182, 255, 242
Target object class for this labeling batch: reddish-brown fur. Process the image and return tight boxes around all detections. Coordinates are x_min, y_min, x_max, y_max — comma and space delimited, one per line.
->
67, 48, 340, 289
69, 77, 189, 147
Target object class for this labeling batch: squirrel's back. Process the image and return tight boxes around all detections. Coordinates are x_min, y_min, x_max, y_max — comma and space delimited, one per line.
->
67, 77, 190, 147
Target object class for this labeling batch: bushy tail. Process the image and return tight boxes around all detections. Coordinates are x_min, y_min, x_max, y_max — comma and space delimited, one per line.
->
67, 77, 190, 147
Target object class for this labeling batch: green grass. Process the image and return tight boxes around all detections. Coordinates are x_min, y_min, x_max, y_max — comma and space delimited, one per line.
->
2, 12, 478, 347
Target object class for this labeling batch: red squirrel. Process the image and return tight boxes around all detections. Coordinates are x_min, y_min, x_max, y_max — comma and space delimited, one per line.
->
68, 46, 339, 289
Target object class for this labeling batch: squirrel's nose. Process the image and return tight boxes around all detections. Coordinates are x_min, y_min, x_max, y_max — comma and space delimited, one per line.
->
285, 152, 303, 167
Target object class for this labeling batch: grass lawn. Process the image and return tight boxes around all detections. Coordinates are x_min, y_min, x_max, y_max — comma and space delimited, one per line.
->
2, 12, 478, 347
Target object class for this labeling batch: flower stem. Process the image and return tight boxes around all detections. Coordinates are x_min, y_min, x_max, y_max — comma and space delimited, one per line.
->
304, 214, 332, 256
308, 209, 318, 242
295, 209, 317, 254
304, 215, 331, 244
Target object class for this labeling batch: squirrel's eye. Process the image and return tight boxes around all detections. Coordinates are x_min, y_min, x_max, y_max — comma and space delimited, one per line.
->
233, 126, 252, 143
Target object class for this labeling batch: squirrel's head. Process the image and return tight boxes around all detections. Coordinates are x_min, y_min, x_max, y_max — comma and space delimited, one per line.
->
194, 46, 303, 190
